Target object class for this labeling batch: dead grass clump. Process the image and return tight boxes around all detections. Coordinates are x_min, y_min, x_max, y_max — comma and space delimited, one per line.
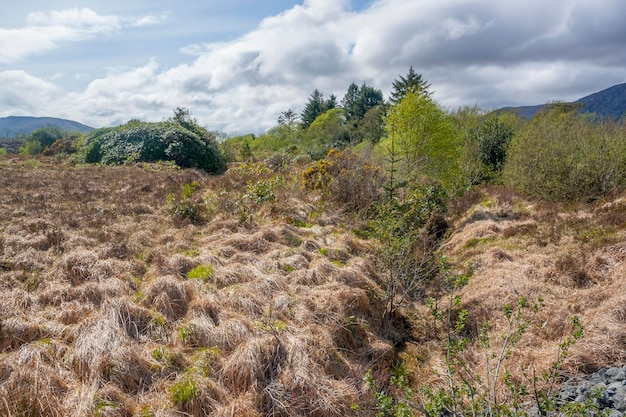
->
362, 339, 396, 386
126, 230, 154, 256
143, 275, 191, 322
605, 241, 626, 262
203, 318, 253, 353
107, 297, 166, 341
275, 225, 304, 248
213, 392, 262, 417
0, 317, 49, 351
188, 295, 221, 325
153, 253, 198, 278
56, 300, 94, 325
262, 374, 359, 417
553, 253, 595, 288
292, 258, 340, 286
93, 384, 133, 417
59, 249, 100, 285
222, 233, 273, 255
501, 221, 538, 238
272, 253, 310, 273
220, 335, 286, 394
12, 246, 51, 272
0, 343, 70, 416
308, 284, 372, 321
74, 312, 154, 394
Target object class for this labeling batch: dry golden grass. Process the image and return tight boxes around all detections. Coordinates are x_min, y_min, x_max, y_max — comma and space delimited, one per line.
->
423, 187, 626, 392
0, 157, 391, 416
2, 156, 624, 415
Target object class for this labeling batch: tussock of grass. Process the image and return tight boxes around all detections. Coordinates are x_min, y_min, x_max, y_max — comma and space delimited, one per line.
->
142, 275, 191, 322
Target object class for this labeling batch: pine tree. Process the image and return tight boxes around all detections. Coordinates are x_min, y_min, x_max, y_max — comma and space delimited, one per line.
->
341, 82, 384, 122
389, 66, 431, 105
301, 89, 326, 129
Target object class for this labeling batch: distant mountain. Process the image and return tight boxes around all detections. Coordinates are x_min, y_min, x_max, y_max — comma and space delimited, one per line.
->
499, 83, 626, 119
0, 116, 94, 137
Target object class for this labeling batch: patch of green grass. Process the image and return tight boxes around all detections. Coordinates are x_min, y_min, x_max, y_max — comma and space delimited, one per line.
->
138, 406, 154, 417
463, 236, 496, 250
22, 159, 43, 169
184, 249, 199, 257
94, 395, 120, 417
190, 347, 220, 377
170, 377, 197, 406
187, 264, 214, 282
177, 323, 198, 344
289, 218, 313, 228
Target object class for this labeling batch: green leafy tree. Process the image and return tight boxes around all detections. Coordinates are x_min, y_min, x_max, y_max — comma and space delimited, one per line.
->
474, 116, 515, 172
277, 109, 299, 127
380, 91, 461, 190
30, 126, 64, 149
325, 94, 338, 111
353, 105, 386, 144
20, 126, 66, 155
302, 108, 349, 157
341, 82, 361, 122
389, 66, 431, 105
301, 90, 338, 129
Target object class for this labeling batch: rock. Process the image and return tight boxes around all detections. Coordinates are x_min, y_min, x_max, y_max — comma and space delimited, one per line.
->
555, 366, 626, 416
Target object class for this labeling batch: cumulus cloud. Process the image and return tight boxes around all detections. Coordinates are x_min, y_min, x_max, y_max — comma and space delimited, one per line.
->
0, 71, 59, 115
2, 0, 626, 132
0, 8, 165, 64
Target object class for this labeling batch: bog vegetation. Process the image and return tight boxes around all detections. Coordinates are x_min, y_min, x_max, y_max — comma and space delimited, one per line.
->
1, 68, 626, 416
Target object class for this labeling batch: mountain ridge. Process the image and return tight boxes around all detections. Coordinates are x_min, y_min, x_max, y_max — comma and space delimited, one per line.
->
499, 83, 626, 119
0, 116, 94, 137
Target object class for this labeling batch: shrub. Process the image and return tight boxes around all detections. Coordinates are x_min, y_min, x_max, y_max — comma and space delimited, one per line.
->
301, 148, 385, 213
369, 184, 448, 317
165, 181, 205, 223
367, 263, 587, 416
503, 105, 626, 201
76, 109, 226, 173
42, 139, 76, 156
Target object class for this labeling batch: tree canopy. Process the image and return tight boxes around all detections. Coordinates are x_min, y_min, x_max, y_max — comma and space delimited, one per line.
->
341, 82, 384, 123
301, 90, 337, 129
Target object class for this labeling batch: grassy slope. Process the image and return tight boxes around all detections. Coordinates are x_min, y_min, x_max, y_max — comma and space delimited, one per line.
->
1, 157, 625, 416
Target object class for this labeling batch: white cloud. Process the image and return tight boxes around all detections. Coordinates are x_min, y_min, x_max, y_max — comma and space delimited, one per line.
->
0, 71, 59, 116
3, 0, 626, 133
130, 12, 169, 27
0, 8, 164, 64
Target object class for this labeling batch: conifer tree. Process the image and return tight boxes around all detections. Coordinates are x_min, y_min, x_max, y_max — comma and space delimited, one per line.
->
389, 66, 431, 105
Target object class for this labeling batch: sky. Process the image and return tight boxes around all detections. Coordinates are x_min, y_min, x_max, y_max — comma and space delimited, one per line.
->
1, 0, 626, 134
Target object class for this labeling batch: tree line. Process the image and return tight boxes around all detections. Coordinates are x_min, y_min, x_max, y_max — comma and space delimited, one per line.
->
3, 65, 626, 203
